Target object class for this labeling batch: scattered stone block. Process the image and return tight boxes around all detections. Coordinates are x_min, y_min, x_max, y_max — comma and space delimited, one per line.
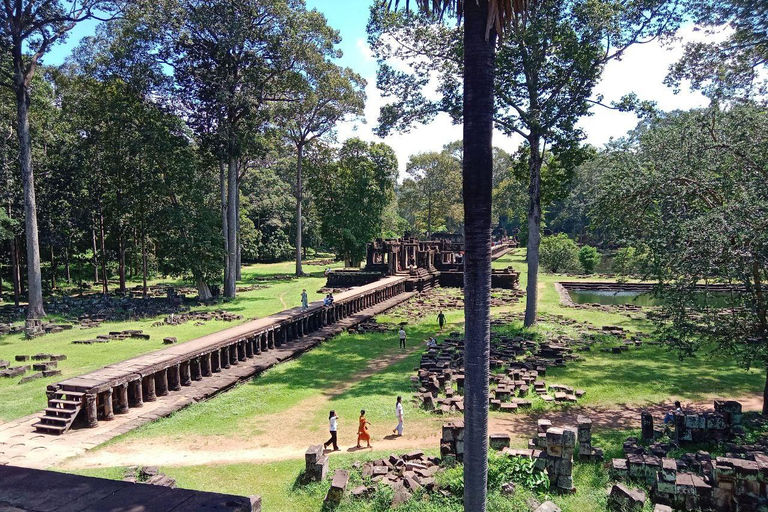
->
14, 355, 29, 362
325, 469, 349, 505
163, 337, 178, 344
608, 483, 646, 511
533, 501, 561, 512
18, 372, 43, 384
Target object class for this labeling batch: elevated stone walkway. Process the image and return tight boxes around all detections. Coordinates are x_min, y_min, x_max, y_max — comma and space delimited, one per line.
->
0, 281, 413, 469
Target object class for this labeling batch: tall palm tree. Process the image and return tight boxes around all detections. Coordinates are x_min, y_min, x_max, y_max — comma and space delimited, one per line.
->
388, 2, 516, 511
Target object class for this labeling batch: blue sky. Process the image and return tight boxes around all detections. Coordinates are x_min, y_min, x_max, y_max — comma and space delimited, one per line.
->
44, 0, 711, 174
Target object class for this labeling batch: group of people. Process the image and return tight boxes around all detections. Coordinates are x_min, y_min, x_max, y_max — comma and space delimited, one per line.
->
323, 397, 405, 451
299, 289, 335, 311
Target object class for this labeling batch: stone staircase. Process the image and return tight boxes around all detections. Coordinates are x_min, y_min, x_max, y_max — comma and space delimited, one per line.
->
32, 389, 84, 435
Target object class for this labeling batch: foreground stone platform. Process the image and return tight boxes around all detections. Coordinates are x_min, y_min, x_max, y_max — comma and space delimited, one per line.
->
35, 276, 408, 435
0, 465, 260, 511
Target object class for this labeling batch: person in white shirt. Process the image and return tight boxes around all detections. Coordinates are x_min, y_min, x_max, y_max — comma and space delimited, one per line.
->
324, 410, 339, 451
392, 396, 404, 436
398, 327, 406, 349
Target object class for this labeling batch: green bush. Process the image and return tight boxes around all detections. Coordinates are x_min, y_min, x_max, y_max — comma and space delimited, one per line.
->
612, 247, 637, 276
578, 245, 601, 274
438, 452, 549, 496
539, 234, 579, 273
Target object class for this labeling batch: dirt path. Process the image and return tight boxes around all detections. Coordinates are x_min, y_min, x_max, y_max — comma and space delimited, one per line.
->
60, 392, 763, 470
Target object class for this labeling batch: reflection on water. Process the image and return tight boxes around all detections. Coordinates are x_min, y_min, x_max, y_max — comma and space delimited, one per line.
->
568, 289, 733, 307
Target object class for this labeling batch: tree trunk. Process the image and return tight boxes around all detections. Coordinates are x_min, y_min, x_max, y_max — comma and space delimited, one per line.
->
118, 236, 126, 293
92, 228, 99, 283
64, 248, 71, 284
98, 203, 108, 296
524, 139, 543, 327
236, 189, 242, 280
224, 156, 238, 297
14, 71, 45, 320
10, 239, 20, 306
462, 2, 495, 512
50, 246, 55, 290
220, 160, 229, 287
763, 366, 768, 416
196, 273, 212, 301
141, 216, 147, 299
295, 142, 304, 276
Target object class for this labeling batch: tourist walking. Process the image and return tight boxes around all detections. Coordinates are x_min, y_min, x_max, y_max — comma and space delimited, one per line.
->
437, 311, 446, 331
324, 410, 339, 451
301, 289, 308, 310
392, 396, 404, 436
398, 327, 406, 349
357, 409, 372, 449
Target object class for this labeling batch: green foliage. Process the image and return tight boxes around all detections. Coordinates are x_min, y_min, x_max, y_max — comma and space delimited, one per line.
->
308, 138, 398, 266
398, 147, 462, 236
612, 247, 641, 277
440, 453, 549, 496
667, 0, 768, 100
578, 246, 601, 274
586, 104, 768, 381
540, 234, 579, 273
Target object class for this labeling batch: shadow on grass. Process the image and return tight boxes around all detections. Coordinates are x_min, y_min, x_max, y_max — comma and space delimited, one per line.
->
243, 326, 435, 398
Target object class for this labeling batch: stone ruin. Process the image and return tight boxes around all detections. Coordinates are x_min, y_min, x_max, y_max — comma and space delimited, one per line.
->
152, 309, 242, 328
72, 329, 151, 345
123, 466, 176, 488
1, 353, 65, 383
610, 401, 768, 511
389, 286, 524, 323
414, 334, 585, 414
440, 421, 465, 462
305, 444, 330, 483
304, 447, 441, 507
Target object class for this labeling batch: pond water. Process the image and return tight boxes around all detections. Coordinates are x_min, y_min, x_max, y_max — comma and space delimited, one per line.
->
567, 289, 733, 307
567, 289, 663, 306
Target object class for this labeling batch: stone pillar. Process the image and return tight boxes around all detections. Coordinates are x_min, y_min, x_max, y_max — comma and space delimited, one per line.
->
168, 364, 181, 391
211, 350, 221, 372
191, 357, 202, 380
238, 341, 247, 361
221, 347, 231, 369
269, 330, 275, 349
85, 393, 98, 428
102, 388, 115, 421
201, 353, 212, 377
155, 369, 169, 397
245, 338, 254, 358
128, 379, 143, 408
143, 375, 157, 402
641, 411, 654, 442
229, 344, 238, 365
180, 361, 192, 386
274, 328, 281, 348
115, 384, 129, 414
253, 336, 261, 354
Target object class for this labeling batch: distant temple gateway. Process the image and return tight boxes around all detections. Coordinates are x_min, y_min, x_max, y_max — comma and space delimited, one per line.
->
327, 234, 520, 291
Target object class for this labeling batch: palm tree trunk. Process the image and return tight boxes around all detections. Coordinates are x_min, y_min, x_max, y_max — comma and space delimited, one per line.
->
462, 2, 496, 511
14, 69, 45, 321
524, 138, 543, 327
295, 142, 304, 276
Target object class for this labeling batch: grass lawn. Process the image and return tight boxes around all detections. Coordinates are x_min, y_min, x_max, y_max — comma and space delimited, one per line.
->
0, 260, 341, 422
49, 249, 766, 511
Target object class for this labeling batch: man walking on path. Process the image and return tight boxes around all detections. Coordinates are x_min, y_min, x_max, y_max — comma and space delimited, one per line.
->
301, 289, 308, 310
392, 396, 404, 436
398, 326, 406, 349
437, 311, 446, 331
